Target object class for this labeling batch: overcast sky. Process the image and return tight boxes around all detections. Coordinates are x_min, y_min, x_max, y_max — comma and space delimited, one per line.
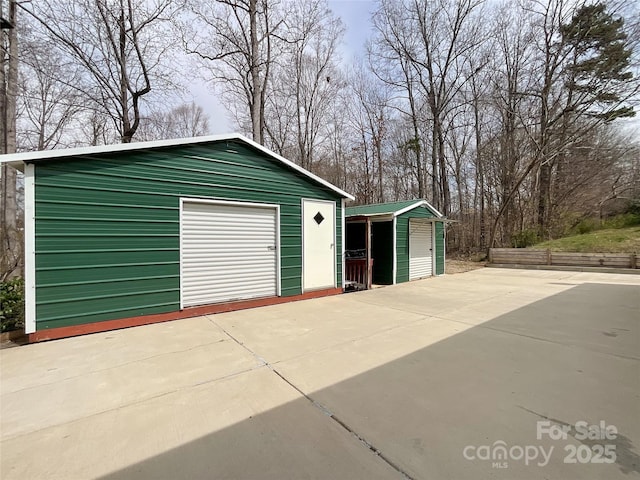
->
191, 0, 376, 135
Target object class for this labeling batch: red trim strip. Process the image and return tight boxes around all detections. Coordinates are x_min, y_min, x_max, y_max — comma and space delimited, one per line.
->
28, 288, 343, 343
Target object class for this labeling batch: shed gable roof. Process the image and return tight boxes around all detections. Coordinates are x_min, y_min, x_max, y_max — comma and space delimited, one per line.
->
346, 199, 443, 218
0, 133, 354, 200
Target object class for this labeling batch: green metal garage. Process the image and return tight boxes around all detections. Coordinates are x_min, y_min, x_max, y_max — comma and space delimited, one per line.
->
1, 134, 353, 341
345, 200, 446, 288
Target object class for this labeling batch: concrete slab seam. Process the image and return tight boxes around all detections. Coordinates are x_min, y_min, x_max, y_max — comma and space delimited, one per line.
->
205, 315, 267, 366
271, 368, 415, 480
205, 315, 414, 479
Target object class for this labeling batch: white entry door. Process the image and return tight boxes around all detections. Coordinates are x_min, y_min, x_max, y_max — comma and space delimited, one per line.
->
181, 200, 278, 307
409, 220, 433, 280
302, 199, 336, 291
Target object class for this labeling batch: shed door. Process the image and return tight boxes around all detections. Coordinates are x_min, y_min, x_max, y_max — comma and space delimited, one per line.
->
181, 201, 277, 307
409, 220, 433, 280
303, 199, 336, 291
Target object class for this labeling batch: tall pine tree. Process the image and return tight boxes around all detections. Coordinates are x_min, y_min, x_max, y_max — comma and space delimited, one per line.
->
537, 2, 635, 238
562, 2, 635, 120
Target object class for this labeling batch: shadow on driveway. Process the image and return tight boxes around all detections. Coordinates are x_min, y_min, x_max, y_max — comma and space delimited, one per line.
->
97, 283, 639, 480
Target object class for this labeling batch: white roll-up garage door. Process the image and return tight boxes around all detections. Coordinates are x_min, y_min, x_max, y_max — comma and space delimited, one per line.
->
409, 220, 433, 280
181, 200, 278, 307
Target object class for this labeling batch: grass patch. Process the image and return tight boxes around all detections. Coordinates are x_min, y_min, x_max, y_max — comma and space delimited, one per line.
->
533, 226, 640, 253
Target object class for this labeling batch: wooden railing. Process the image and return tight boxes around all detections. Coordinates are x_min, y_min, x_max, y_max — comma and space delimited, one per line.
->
345, 258, 374, 289
489, 248, 638, 269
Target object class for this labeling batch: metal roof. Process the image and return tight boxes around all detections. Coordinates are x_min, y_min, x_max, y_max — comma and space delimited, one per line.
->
0, 133, 354, 200
346, 199, 443, 218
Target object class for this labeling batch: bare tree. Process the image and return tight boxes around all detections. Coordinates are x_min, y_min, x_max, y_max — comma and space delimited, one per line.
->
408, 0, 485, 216
1, 0, 20, 279
370, 0, 485, 215
324, 100, 350, 190
19, 0, 181, 144
365, 0, 637, 252
185, 0, 281, 144
346, 64, 393, 203
484, 1, 537, 246
370, 0, 428, 198
17, 24, 85, 151
73, 110, 114, 146
264, 0, 344, 169
136, 101, 210, 140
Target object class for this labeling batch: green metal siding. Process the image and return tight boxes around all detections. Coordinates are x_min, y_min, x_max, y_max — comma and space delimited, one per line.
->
435, 222, 445, 275
34, 140, 343, 330
395, 206, 441, 284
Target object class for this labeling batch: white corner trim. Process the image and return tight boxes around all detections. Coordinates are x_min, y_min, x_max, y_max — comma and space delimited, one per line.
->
442, 223, 447, 276
392, 216, 397, 285
24, 163, 36, 334
341, 198, 345, 289
300, 199, 305, 292
432, 219, 437, 277
178, 198, 184, 310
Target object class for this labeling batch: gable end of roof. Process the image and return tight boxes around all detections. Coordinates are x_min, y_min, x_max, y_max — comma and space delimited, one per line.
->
346, 199, 443, 218
0, 133, 354, 200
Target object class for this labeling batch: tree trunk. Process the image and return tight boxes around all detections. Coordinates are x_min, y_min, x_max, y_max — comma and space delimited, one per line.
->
405, 72, 424, 198
473, 95, 485, 248
1, 0, 20, 279
118, 9, 132, 143
537, 82, 551, 238
249, 0, 263, 144
377, 135, 384, 203
431, 121, 439, 207
537, 161, 552, 238
435, 119, 450, 215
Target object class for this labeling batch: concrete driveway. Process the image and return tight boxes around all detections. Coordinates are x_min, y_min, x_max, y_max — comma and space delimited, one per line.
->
1, 268, 639, 479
